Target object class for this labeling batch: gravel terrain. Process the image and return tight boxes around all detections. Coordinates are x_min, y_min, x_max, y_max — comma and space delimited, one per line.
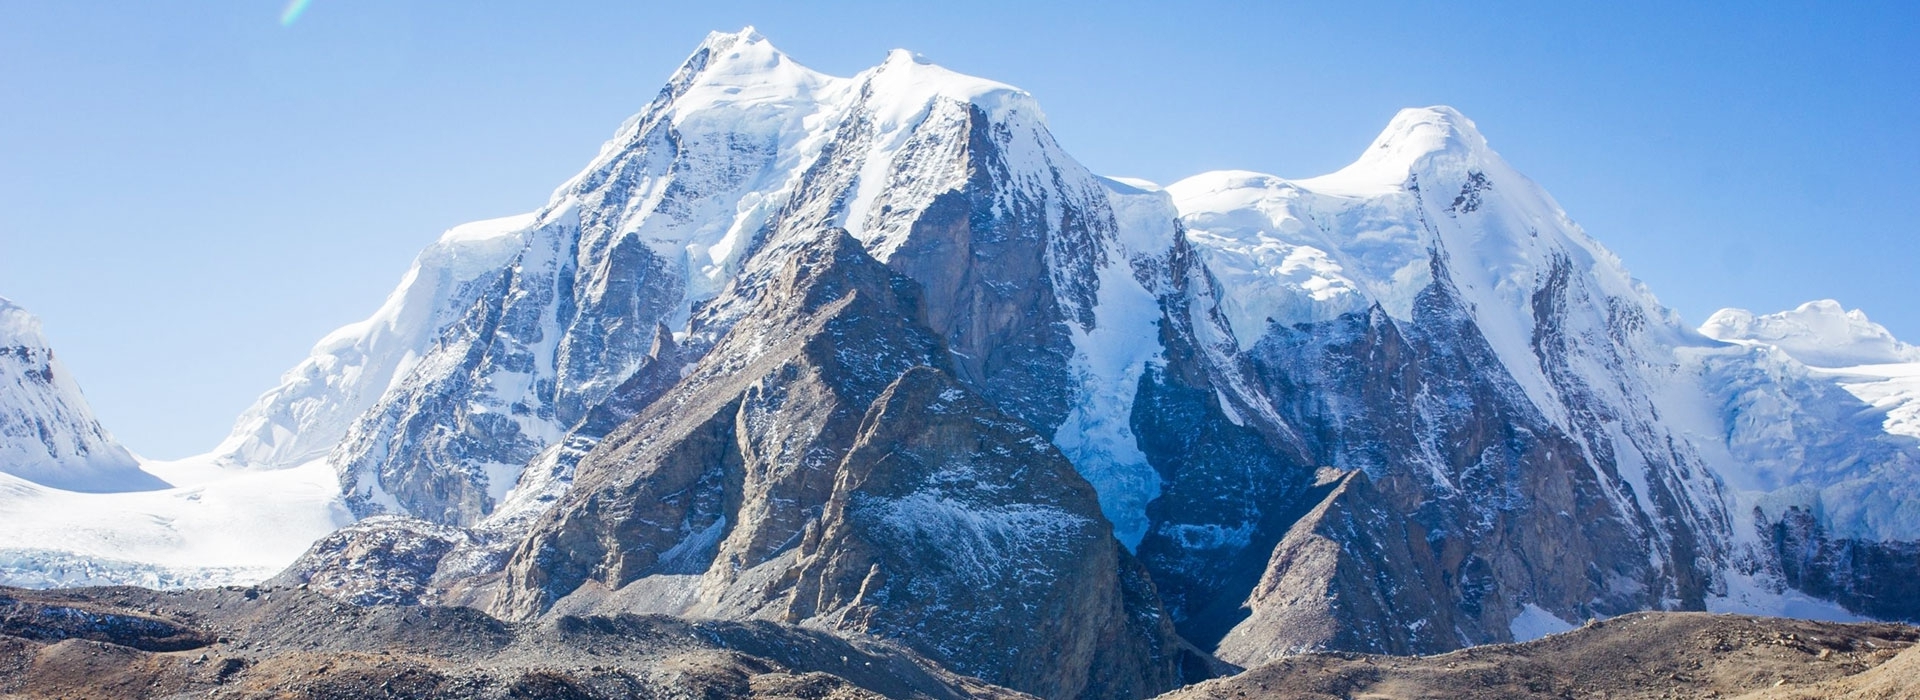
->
0, 585, 1025, 699
8, 585, 1917, 699
1163, 611, 1919, 699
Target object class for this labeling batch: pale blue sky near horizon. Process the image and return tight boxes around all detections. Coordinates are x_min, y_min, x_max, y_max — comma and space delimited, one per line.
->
1, 1, 1915, 458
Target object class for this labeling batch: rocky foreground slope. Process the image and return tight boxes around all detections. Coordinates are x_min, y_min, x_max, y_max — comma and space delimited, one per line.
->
1165, 612, 1920, 700
0, 585, 1020, 699
4, 585, 1916, 699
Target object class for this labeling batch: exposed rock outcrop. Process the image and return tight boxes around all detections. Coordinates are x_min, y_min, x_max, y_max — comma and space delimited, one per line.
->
498, 231, 1196, 698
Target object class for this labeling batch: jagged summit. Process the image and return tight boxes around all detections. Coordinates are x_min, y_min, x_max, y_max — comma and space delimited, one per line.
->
701, 25, 765, 47
629, 28, 1038, 146
212, 25, 1179, 551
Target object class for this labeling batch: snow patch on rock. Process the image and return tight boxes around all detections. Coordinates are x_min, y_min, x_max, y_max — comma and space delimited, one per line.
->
1509, 603, 1577, 642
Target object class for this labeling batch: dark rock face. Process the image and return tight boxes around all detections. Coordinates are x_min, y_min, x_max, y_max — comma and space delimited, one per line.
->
498, 230, 1194, 699
1128, 233, 1320, 651
1176, 253, 1726, 661
497, 228, 949, 618
879, 106, 1088, 433
1767, 506, 1920, 622
1225, 467, 1518, 659
783, 367, 1192, 699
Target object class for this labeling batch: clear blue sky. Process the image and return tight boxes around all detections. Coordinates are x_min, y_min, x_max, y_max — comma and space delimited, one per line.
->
2, 1, 1915, 459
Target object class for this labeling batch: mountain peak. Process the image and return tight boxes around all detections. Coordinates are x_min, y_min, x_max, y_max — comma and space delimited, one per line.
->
698, 25, 767, 52
881, 47, 932, 66
627, 26, 842, 140
1299, 105, 1495, 195
1371, 106, 1489, 159
1702, 300, 1920, 368
0, 295, 159, 493
0, 296, 39, 345
863, 45, 1040, 127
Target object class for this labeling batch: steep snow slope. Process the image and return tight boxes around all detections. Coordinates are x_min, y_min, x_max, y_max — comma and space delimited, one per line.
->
216, 214, 539, 469
1170, 107, 1709, 421
1172, 107, 1729, 534
0, 297, 160, 493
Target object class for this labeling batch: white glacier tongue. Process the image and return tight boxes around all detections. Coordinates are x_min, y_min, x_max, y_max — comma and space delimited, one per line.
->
0, 456, 351, 589
0, 296, 161, 493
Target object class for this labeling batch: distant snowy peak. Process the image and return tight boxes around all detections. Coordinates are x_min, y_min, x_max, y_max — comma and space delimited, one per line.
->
1702, 300, 1920, 368
1704, 300, 1920, 442
0, 297, 160, 492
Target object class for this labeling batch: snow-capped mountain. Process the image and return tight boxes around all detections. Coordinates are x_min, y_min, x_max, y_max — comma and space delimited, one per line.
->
0, 296, 159, 493
1704, 300, 1920, 440
1704, 300, 1920, 369
215, 29, 1174, 548
7, 28, 1919, 698
1161, 107, 1746, 659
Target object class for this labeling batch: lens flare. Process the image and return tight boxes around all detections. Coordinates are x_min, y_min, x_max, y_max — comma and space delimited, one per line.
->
279, 0, 313, 27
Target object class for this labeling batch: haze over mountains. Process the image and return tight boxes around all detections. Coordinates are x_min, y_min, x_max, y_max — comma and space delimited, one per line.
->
2, 28, 1916, 699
